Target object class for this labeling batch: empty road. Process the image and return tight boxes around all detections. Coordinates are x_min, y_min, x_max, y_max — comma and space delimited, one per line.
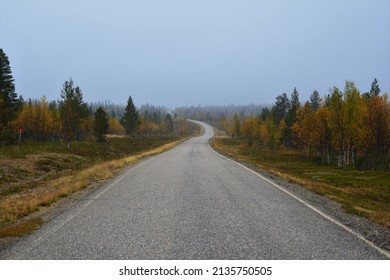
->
1, 122, 388, 259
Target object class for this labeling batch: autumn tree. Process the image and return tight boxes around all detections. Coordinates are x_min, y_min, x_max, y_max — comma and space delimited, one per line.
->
93, 107, 109, 142
361, 93, 390, 169
291, 102, 311, 149
48, 101, 62, 140
232, 113, 240, 137
16, 97, 53, 141
343, 81, 364, 166
241, 114, 257, 146
121, 96, 139, 136
108, 117, 125, 135
328, 86, 346, 167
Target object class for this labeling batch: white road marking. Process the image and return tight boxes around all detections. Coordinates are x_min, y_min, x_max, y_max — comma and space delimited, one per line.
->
208, 143, 390, 259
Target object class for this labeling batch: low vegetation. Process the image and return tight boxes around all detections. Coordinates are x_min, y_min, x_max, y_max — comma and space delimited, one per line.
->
0, 121, 199, 236
211, 136, 390, 227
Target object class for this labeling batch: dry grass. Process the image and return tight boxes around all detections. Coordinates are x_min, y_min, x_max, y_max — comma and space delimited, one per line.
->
0, 139, 185, 224
0, 217, 44, 237
211, 136, 390, 228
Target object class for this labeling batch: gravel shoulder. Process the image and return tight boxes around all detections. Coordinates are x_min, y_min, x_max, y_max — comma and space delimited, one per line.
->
209, 139, 390, 254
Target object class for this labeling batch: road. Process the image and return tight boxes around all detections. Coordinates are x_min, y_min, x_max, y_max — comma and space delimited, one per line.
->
1, 121, 388, 259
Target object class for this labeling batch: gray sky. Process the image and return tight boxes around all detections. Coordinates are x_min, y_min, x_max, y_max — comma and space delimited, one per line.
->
1, 0, 389, 107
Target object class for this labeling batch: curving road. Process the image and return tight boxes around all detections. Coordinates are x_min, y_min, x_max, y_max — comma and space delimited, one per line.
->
1, 121, 388, 259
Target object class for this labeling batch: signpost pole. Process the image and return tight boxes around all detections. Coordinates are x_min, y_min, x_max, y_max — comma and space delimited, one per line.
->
18, 128, 22, 152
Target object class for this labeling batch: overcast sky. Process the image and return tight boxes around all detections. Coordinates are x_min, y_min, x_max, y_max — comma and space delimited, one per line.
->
1, 0, 389, 107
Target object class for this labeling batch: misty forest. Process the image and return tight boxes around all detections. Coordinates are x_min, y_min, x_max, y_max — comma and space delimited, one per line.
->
1, 48, 389, 171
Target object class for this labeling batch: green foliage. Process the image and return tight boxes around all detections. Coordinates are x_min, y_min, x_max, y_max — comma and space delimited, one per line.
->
0, 48, 20, 142
93, 107, 109, 142
283, 88, 300, 147
310, 90, 321, 111
59, 78, 89, 141
121, 96, 139, 136
369, 78, 380, 97
272, 92, 290, 124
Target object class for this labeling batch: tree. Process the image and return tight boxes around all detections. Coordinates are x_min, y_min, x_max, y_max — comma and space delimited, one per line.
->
310, 90, 321, 111
93, 107, 109, 142
343, 81, 364, 166
16, 97, 53, 141
329, 86, 347, 167
108, 117, 125, 135
164, 113, 173, 133
369, 78, 381, 97
361, 94, 390, 169
260, 107, 271, 121
59, 78, 89, 145
0, 49, 20, 142
272, 93, 290, 124
48, 100, 61, 140
121, 96, 139, 136
241, 114, 257, 146
232, 113, 240, 137
284, 88, 300, 147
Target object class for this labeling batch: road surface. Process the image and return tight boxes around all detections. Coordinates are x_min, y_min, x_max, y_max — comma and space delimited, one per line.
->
1, 121, 388, 259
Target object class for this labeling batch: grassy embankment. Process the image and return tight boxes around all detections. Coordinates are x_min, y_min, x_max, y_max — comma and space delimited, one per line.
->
211, 135, 390, 228
0, 123, 199, 237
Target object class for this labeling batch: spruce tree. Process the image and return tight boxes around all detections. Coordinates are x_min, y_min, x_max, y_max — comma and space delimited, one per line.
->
59, 78, 89, 142
369, 78, 380, 97
0, 48, 19, 128
93, 107, 109, 142
272, 93, 290, 124
310, 90, 321, 111
164, 113, 173, 133
121, 96, 139, 136
0, 49, 20, 143
284, 88, 300, 147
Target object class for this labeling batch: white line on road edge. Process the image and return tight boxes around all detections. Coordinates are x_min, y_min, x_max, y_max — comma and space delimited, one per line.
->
11, 167, 136, 258
208, 143, 390, 259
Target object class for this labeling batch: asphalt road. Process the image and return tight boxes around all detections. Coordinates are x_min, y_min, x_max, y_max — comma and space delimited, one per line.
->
1, 122, 388, 259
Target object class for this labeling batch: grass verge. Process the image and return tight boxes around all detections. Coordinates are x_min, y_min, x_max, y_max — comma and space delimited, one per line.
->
0, 123, 200, 237
211, 136, 390, 228
0, 138, 186, 226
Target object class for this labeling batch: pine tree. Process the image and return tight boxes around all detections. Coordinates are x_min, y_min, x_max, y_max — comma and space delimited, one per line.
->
272, 93, 290, 124
0, 49, 19, 130
286, 87, 300, 126
284, 88, 300, 147
164, 113, 173, 133
93, 107, 109, 142
369, 78, 380, 97
310, 90, 321, 111
121, 96, 139, 136
59, 78, 89, 143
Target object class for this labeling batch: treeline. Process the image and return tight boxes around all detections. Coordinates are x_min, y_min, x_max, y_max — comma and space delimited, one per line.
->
0, 48, 189, 144
174, 104, 267, 121
218, 80, 389, 170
